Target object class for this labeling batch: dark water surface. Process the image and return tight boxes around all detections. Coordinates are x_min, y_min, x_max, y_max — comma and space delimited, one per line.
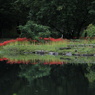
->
0, 60, 95, 95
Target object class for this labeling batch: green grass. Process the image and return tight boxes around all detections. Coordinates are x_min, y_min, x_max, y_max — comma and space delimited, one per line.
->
1, 39, 95, 55
1, 40, 68, 54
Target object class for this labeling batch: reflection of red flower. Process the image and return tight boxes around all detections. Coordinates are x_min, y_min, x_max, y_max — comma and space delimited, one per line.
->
6, 60, 30, 64
0, 58, 8, 61
0, 57, 66, 65
44, 61, 66, 65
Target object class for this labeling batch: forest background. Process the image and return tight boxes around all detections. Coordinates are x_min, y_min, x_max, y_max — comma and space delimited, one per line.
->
1, 0, 95, 39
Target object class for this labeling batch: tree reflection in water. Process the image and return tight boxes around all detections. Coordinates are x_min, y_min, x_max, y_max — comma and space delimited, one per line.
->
1, 60, 95, 95
19, 63, 89, 95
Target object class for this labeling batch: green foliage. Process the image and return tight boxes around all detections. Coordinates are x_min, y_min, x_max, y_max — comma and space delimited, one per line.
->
19, 21, 51, 40
82, 24, 95, 38
13, 93, 17, 95
1, 0, 95, 38
27, 0, 95, 38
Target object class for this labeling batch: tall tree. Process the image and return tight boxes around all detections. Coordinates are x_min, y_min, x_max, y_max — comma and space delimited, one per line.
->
1, 0, 95, 38
26, 0, 95, 38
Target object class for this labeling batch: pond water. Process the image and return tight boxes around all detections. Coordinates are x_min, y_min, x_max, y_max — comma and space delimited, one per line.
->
0, 55, 95, 95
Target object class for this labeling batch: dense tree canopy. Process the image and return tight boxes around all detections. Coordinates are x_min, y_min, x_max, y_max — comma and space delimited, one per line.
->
0, 0, 95, 38
0, 0, 29, 37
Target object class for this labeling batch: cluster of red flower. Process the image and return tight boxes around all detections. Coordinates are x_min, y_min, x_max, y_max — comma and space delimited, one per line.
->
0, 57, 66, 65
43, 61, 66, 65
0, 38, 29, 46
0, 57, 30, 64
40, 37, 64, 41
0, 37, 64, 46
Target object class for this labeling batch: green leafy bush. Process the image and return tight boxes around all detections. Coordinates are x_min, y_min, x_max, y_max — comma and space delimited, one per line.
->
19, 21, 51, 40
81, 24, 95, 38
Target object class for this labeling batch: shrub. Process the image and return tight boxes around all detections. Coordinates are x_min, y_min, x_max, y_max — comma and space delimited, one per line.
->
19, 21, 51, 41
81, 24, 95, 38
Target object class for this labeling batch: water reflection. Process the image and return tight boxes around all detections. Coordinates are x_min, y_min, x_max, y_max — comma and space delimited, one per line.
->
19, 63, 51, 82
18, 64, 89, 95
0, 59, 95, 95
1, 54, 95, 64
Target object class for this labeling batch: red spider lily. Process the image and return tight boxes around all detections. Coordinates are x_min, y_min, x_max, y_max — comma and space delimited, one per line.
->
39, 37, 64, 42
43, 38, 50, 40
6, 39, 16, 42
53, 38, 63, 41
4, 39, 16, 44
3, 41, 12, 45
0, 43, 4, 46
39, 37, 43, 39
49, 38, 55, 41
0, 37, 65, 47
16, 37, 28, 41
39, 37, 49, 40
49, 38, 63, 42
31, 40, 37, 42
0, 38, 30, 46
0, 39, 16, 46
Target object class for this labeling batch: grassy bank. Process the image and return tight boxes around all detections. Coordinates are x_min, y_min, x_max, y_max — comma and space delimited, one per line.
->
1, 38, 95, 64
0, 39, 68, 53
1, 38, 95, 55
